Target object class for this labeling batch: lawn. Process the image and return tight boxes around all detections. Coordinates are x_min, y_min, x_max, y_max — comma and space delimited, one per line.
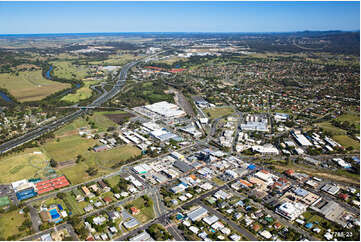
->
0, 148, 50, 183
51, 61, 90, 80
105, 175, 121, 189
127, 196, 155, 223
0, 70, 70, 102
316, 122, 346, 135
88, 111, 121, 132
204, 106, 234, 119
61, 80, 101, 103
333, 135, 360, 151
63, 192, 88, 216
0, 209, 29, 240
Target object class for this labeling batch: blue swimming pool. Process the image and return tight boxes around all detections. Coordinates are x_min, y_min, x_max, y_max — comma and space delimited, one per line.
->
49, 209, 60, 219
57, 204, 63, 211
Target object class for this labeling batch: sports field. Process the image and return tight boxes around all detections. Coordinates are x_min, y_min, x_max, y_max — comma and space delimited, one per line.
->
0, 70, 70, 102
0, 148, 49, 183
51, 61, 90, 80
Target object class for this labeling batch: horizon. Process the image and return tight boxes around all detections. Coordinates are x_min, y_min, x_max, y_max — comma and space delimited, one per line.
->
0, 1, 359, 34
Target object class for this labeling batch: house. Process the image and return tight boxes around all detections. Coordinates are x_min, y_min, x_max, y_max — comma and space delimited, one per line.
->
89, 184, 99, 192
98, 180, 111, 192
81, 186, 91, 196
130, 206, 140, 215
220, 227, 231, 235
109, 226, 118, 234
259, 230, 272, 240
106, 210, 120, 221
203, 215, 219, 225
103, 196, 112, 204
189, 226, 199, 234
229, 234, 241, 241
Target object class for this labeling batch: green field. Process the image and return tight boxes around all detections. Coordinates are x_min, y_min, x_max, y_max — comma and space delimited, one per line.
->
126, 196, 154, 224
61, 80, 101, 103
89, 111, 122, 131
51, 61, 90, 80
42, 135, 98, 161
336, 112, 360, 131
333, 135, 360, 151
88, 54, 138, 66
0, 148, 50, 183
0, 209, 29, 240
63, 192, 88, 216
59, 144, 140, 184
54, 118, 89, 136
316, 122, 347, 135
204, 106, 234, 119
105, 175, 121, 189
0, 70, 70, 102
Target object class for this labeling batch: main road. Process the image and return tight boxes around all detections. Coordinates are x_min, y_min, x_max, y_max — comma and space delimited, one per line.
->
0, 54, 159, 154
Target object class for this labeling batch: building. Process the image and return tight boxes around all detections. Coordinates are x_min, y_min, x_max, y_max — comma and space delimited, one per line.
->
187, 206, 208, 221
144, 101, 186, 118
276, 202, 307, 221
252, 144, 279, 155
291, 130, 312, 147
93, 145, 109, 152
129, 231, 153, 241
321, 184, 340, 195
173, 160, 193, 173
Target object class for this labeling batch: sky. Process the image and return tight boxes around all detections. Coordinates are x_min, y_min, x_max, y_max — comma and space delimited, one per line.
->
0, 1, 359, 34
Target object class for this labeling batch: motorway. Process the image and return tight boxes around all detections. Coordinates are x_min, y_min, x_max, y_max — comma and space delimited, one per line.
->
0, 53, 160, 154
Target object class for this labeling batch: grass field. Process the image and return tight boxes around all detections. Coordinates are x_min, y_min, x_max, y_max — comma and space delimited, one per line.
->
42, 135, 98, 161
51, 61, 90, 80
204, 106, 234, 119
0, 148, 50, 183
0, 70, 70, 102
88, 54, 138, 66
54, 118, 89, 137
126, 196, 154, 223
105, 175, 121, 189
333, 135, 360, 151
59, 144, 140, 184
63, 192, 87, 216
336, 112, 360, 131
316, 122, 347, 135
89, 111, 121, 132
0, 209, 29, 240
61, 80, 100, 103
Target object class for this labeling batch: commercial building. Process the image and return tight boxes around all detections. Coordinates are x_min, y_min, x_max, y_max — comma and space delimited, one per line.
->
276, 202, 307, 221
187, 206, 208, 221
144, 101, 186, 119
129, 231, 153, 241
291, 130, 312, 146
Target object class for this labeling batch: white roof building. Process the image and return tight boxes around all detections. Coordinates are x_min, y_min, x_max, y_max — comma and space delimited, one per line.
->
276, 202, 307, 221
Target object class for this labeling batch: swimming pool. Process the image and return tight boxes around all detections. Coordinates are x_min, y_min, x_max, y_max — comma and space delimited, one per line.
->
49, 209, 60, 219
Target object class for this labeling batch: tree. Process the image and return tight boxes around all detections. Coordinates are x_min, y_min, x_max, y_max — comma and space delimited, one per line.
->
49, 159, 57, 168
57, 192, 65, 199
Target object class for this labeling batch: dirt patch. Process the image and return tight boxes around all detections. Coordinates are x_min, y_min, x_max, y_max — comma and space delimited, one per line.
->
56, 160, 76, 169
104, 112, 134, 124
56, 130, 78, 138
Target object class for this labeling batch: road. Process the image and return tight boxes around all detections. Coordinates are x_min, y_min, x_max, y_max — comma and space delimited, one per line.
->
0, 53, 162, 154
21, 223, 78, 241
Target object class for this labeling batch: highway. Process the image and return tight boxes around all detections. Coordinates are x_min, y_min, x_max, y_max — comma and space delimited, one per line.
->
0, 53, 160, 154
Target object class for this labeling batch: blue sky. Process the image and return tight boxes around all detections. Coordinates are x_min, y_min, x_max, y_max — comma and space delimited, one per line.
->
0, 1, 359, 34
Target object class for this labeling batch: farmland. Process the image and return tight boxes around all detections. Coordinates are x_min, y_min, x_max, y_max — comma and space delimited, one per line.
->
0, 70, 70, 102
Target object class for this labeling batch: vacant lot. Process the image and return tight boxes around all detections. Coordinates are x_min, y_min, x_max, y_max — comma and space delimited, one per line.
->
89, 111, 120, 132
61, 80, 100, 103
59, 144, 140, 184
104, 112, 134, 124
126, 196, 154, 224
89, 54, 138, 66
0, 209, 29, 240
333, 135, 360, 151
54, 118, 89, 137
336, 112, 360, 131
204, 106, 234, 119
316, 122, 346, 136
0, 148, 49, 183
0, 70, 70, 102
51, 61, 90, 80
43, 135, 98, 161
